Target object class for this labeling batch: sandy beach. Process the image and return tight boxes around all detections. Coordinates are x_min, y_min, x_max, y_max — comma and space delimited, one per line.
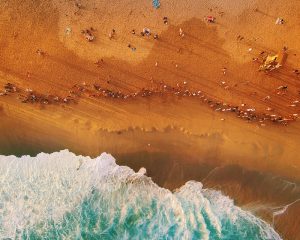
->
0, 0, 300, 239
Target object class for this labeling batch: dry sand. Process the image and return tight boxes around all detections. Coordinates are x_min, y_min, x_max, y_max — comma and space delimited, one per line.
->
0, 0, 300, 239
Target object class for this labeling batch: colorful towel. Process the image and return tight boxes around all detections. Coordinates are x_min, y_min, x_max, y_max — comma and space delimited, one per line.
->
153, 0, 160, 9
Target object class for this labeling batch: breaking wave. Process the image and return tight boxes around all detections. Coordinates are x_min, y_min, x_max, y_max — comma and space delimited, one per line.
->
0, 150, 281, 239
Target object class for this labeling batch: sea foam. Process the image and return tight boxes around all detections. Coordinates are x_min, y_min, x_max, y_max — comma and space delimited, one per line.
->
0, 150, 281, 239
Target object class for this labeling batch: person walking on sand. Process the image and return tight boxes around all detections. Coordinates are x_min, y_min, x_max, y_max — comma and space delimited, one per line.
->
109, 29, 115, 39
179, 28, 184, 37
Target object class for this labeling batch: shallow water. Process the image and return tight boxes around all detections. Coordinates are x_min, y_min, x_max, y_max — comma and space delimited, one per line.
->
0, 150, 281, 239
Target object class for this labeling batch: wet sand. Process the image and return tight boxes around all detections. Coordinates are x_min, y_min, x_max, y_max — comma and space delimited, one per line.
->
0, 0, 300, 239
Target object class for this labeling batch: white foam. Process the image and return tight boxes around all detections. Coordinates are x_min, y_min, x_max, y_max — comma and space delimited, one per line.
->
0, 150, 282, 239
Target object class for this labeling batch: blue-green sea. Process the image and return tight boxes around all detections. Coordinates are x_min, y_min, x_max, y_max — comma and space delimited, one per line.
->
0, 150, 281, 239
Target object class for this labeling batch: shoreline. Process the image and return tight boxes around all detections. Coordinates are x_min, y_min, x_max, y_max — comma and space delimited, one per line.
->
1, 96, 300, 181
1, 141, 299, 239
0, 149, 283, 239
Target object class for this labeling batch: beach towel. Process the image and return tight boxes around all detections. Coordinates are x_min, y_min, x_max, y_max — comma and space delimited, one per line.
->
153, 0, 160, 9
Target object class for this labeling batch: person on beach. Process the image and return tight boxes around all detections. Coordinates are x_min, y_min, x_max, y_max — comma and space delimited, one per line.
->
179, 28, 184, 37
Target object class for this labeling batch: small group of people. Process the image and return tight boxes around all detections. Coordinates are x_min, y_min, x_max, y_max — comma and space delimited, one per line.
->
0, 83, 17, 96
81, 28, 96, 42
0, 82, 77, 105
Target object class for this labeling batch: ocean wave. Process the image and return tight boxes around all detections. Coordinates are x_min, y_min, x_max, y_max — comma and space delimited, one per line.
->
0, 150, 281, 239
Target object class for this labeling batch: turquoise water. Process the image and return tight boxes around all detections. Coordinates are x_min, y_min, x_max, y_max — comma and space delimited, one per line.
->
0, 150, 281, 240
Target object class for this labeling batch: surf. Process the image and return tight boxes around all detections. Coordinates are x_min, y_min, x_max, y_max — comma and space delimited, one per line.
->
0, 150, 281, 239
